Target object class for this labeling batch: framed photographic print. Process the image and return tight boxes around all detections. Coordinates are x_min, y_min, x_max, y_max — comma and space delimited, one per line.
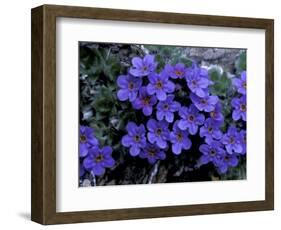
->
31, 4, 274, 225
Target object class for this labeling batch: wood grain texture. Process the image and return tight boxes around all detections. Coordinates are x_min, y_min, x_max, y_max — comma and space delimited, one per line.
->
265, 19, 274, 210
31, 6, 44, 224
31, 4, 274, 225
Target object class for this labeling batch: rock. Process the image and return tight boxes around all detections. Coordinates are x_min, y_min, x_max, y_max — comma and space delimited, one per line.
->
186, 47, 244, 73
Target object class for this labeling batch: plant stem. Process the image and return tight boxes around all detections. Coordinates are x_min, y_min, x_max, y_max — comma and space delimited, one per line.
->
91, 172, 97, 186
148, 161, 160, 184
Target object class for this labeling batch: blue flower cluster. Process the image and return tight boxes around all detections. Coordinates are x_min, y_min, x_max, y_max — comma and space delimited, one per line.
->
79, 126, 115, 176
231, 71, 246, 121
117, 54, 246, 174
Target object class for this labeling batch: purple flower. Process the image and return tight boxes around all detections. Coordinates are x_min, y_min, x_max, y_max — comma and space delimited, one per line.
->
132, 87, 157, 116
121, 122, 146, 156
209, 103, 224, 123
170, 121, 192, 155
147, 119, 170, 149
83, 146, 115, 176
185, 63, 212, 97
222, 126, 243, 154
147, 72, 175, 101
190, 93, 219, 112
79, 125, 99, 157
199, 141, 226, 166
200, 118, 223, 143
164, 63, 186, 79
139, 143, 166, 164
232, 71, 246, 95
231, 95, 246, 121
117, 74, 142, 102
79, 162, 85, 177
239, 129, 246, 155
178, 105, 205, 135
129, 54, 157, 77
217, 153, 239, 174
156, 95, 180, 123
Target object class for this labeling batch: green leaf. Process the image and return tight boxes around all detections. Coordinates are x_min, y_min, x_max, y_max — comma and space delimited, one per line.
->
209, 67, 222, 82
210, 72, 231, 97
220, 157, 246, 180
235, 51, 246, 72
178, 57, 193, 67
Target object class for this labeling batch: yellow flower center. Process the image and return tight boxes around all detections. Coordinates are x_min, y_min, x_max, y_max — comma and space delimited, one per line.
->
163, 104, 169, 109
95, 154, 103, 163
177, 133, 183, 142
156, 80, 163, 89
80, 135, 87, 143
156, 128, 162, 136
134, 135, 140, 142
240, 104, 246, 112
191, 80, 197, 86
200, 99, 207, 105
143, 97, 150, 105
175, 70, 182, 76
128, 82, 134, 90
148, 149, 156, 157
188, 115, 194, 121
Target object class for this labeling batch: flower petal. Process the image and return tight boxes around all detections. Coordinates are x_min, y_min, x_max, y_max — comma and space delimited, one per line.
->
129, 68, 144, 77
143, 54, 154, 65
156, 111, 164, 121
165, 81, 175, 93
165, 112, 174, 123
199, 155, 210, 164
102, 157, 115, 168
146, 84, 156, 95
83, 156, 95, 170
102, 146, 112, 156
132, 57, 143, 68
232, 110, 241, 121
148, 74, 157, 84
147, 119, 157, 131
189, 123, 198, 135
195, 88, 206, 97
233, 143, 243, 153
199, 144, 209, 155
117, 75, 128, 88
143, 105, 153, 116
156, 90, 167, 101
132, 99, 142, 109
229, 156, 239, 167
80, 144, 88, 157
117, 89, 129, 101
172, 143, 182, 155
129, 146, 140, 156
121, 135, 132, 147
147, 132, 157, 144
209, 95, 219, 105
182, 137, 192, 150
156, 138, 167, 149
178, 120, 188, 130
127, 122, 137, 135
92, 164, 105, 176
128, 92, 137, 102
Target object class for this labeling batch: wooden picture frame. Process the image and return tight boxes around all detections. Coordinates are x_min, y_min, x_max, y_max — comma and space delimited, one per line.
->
31, 4, 274, 225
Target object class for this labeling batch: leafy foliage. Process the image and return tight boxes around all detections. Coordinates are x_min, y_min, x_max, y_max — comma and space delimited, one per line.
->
79, 43, 246, 186
235, 51, 247, 73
